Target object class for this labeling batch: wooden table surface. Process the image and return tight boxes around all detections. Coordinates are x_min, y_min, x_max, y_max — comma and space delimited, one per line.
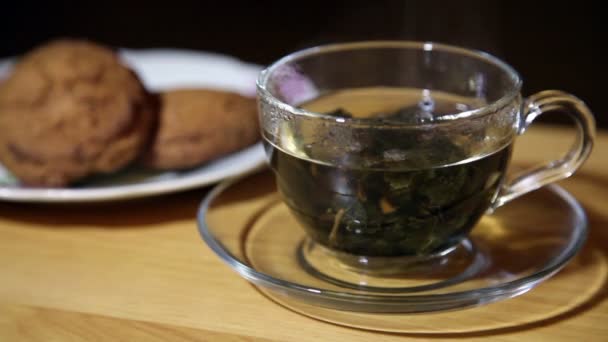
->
1, 124, 607, 341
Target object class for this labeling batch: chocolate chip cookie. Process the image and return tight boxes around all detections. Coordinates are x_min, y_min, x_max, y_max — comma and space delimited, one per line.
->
0, 39, 156, 187
141, 89, 259, 170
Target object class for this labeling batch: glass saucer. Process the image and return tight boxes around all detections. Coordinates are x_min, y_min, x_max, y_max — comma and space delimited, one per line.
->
197, 171, 590, 329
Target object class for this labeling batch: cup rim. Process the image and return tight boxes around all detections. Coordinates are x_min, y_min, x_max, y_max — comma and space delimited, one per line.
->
256, 41, 523, 127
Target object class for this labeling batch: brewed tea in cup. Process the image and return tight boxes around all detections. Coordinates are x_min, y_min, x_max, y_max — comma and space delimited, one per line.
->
257, 41, 594, 259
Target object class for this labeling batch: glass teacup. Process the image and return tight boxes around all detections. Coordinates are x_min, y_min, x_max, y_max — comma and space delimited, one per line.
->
256, 41, 594, 267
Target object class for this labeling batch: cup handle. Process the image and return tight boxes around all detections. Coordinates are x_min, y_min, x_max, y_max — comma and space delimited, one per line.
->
491, 90, 596, 210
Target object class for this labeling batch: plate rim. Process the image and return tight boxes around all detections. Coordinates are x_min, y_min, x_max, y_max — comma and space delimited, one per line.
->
0, 143, 267, 203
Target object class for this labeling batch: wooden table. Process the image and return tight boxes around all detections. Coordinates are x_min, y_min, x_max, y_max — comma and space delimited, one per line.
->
1, 124, 607, 341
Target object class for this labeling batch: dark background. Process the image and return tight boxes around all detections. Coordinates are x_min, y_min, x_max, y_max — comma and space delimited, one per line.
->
2, 0, 604, 127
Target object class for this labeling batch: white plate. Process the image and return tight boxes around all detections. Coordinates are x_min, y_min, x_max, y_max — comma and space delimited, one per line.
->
0, 49, 267, 203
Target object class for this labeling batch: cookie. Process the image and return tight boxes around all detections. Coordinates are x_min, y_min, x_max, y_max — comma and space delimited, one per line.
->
141, 89, 259, 170
0, 39, 156, 187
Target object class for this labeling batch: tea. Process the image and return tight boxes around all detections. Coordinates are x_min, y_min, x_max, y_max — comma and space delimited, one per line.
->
265, 87, 512, 257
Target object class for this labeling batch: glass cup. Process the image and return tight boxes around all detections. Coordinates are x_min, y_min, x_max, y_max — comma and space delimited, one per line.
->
256, 41, 595, 268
